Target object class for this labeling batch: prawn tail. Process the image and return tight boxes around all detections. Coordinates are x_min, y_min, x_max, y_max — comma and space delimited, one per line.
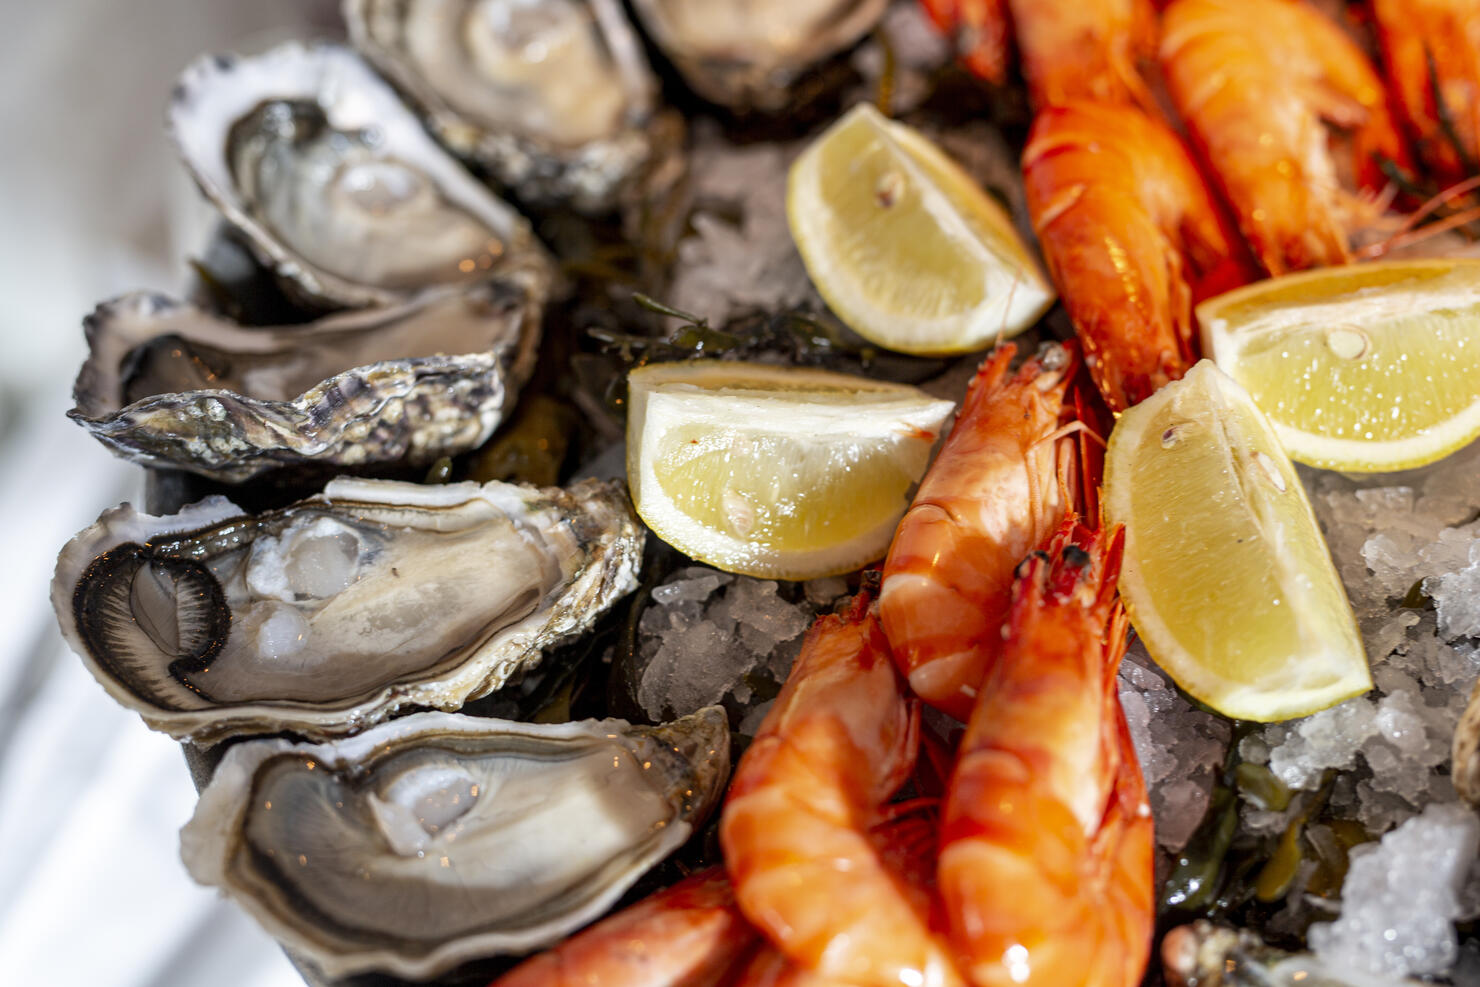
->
918, 0, 1012, 85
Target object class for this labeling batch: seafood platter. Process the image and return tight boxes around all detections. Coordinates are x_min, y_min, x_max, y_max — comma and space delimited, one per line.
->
48, 0, 1480, 985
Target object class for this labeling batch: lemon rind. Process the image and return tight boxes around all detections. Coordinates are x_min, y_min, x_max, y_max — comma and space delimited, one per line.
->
787, 104, 1054, 356
1106, 362, 1370, 722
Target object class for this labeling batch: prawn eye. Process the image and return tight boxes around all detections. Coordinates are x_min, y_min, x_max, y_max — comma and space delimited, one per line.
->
1061, 544, 1090, 568
1014, 550, 1051, 580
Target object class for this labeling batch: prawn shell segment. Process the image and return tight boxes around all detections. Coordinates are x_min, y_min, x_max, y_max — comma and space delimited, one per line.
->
722, 596, 965, 987
1159, 0, 1409, 276
880, 342, 1077, 720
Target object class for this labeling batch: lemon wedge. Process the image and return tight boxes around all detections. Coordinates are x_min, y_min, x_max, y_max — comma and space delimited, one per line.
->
787, 103, 1054, 355
626, 361, 955, 579
1105, 361, 1369, 722
1201, 258, 1480, 472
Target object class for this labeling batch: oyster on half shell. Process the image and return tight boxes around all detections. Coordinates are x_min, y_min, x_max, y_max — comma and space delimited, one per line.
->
52, 477, 642, 744
181, 707, 729, 979
346, 0, 665, 212
170, 41, 551, 308
69, 282, 544, 483
630, 0, 888, 111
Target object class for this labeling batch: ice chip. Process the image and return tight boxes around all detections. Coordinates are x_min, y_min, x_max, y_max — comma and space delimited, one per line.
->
1309, 802, 1480, 978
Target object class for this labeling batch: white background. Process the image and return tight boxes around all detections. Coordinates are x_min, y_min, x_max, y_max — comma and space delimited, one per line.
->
0, 2, 340, 983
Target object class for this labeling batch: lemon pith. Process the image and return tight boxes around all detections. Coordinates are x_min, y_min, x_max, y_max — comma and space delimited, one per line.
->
1201, 258, 1480, 472
626, 361, 955, 579
1106, 361, 1370, 722
787, 103, 1054, 355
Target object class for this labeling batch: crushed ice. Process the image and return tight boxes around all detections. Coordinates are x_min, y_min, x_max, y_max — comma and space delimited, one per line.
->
634, 566, 832, 726
1114, 439, 1480, 973
1308, 802, 1480, 978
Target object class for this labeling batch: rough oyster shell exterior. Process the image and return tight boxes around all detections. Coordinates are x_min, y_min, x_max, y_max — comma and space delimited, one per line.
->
69, 280, 544, 482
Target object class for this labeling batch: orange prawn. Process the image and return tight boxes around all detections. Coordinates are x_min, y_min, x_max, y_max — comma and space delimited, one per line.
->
918, 0, 1013, 87
1160, 0, 1411, 275
937, 519, 1153, 987
719, 592, 964, 987
1371, 0, 1480, 187
727, 815, 944, 987
917, 0, 1157, 109
879, 343, 1077, 722
488, 866, 757, 987
1021, 101, 1254, 411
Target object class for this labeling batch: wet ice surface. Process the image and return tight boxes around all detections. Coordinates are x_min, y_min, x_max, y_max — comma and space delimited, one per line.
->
1118, 642, 1231, 851
665, 129, 821, 332
1253, 441, 1480, 836
1115, 439, 1480, 976
1308, 803, 1480, 978
634, 567, 840, 726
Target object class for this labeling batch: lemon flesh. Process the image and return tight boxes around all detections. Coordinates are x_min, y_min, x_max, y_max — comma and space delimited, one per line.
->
626, 361, 955, 579
1105, 361, 1369, 722
787, 103, 1054, 355
1201, 258, 1480, 472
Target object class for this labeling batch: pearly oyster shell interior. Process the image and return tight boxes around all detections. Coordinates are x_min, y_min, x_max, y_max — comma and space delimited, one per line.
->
170, 41, 550, 308
346, 0, 662, 211
68, 282, 545, 482
630, 0, 889, 110
181, 707, 730, 979
53, 476, 643, 743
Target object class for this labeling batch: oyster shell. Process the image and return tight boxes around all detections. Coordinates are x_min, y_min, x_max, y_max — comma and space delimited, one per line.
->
630, 0, 888, 111
52, 476, 643, 743
170, 41, 551, 308
68, 283, 545, 482
181, 707, 729, 979
345, 0, 664, 212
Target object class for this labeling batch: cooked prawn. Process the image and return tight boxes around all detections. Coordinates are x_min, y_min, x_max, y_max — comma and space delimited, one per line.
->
727, 815, 943, 987
918, 0, 1012, 86
719, 592, 964, 987
1372, 0, 1480, 187
488, 866, 757, 987
1009, 0, 1158, 109
938, 519, 1154, 987
1160, 0, 1410, 275
1021, 101, 1253, 411
917, 0, 1157, 109
879, 343, 1077, 722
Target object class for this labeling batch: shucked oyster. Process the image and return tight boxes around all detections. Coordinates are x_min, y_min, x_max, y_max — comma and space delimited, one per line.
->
52, 477, 642, 743
170, 41, 551, 308
181, 707, 729, 979
346, 0, 664, 212
68, 283, 543, 482
630, 0, 888, 111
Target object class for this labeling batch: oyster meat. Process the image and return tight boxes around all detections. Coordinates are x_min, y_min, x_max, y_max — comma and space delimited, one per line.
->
68, 283, 545, 482
52, 477, 643, 743
630, 0, 888, 111
170, 41, 551, 308
181, 707, 729, 979
346, 0, 664, 212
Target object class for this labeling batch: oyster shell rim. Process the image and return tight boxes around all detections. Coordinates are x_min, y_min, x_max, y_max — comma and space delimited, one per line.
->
343, 0, 664, 212
66, 281, 546, 483
51, 476, 645, 744
628, 0, 891, 111
168, 39, 553, 308
179, 707, 731, 980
